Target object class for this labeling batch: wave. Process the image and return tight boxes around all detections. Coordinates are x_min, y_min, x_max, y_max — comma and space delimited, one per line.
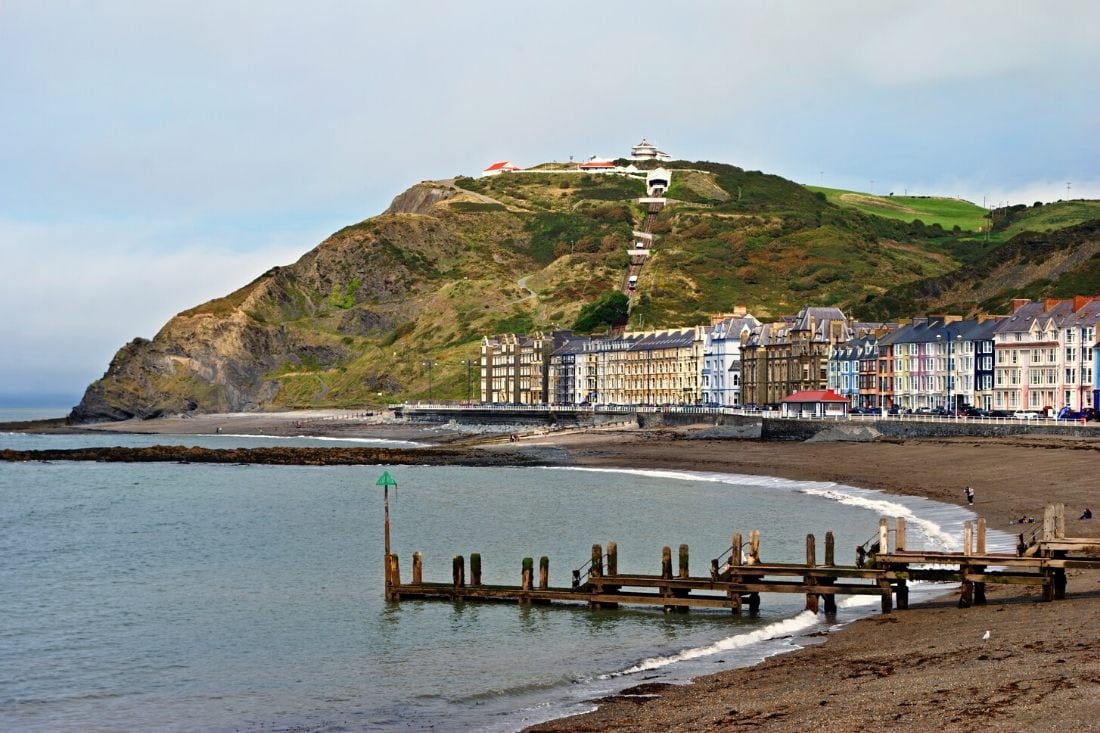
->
798, 487, 958, 551
601, 611, 821, 678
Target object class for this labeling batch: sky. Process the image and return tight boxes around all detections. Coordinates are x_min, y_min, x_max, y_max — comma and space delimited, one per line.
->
1, 1, 1098, 404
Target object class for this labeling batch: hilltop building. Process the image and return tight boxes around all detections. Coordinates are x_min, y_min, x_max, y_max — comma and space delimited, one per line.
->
630, 138, 671, 161
481, 161, 522, 177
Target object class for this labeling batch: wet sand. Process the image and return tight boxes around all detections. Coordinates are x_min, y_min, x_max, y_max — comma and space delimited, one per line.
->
46, 414, 1100, 730
522, 428, 1100, 732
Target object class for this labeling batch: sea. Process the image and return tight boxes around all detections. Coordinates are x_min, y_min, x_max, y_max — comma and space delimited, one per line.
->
0, 407, 1015, 732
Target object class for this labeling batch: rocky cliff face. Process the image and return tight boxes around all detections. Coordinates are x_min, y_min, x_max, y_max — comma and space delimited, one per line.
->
70, 189, 456, 422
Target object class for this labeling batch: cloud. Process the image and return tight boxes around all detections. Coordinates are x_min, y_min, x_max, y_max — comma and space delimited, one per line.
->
1, 0, 1098, 401
0, 218, 310, 396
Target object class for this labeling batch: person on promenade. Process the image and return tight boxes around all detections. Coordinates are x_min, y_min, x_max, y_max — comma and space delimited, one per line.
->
965, 486, 974, 505
1082, 508, 1093, 520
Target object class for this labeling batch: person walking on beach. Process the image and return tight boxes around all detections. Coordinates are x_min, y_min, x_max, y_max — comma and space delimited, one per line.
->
965, 486, 974, 505
1082, 508, 1093, 520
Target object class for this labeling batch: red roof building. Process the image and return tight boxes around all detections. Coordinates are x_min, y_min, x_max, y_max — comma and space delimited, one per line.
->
482, 160, 522, 177
780, 389, 849, 418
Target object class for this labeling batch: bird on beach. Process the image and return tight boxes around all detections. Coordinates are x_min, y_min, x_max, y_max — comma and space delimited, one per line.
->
982, 630, 991, 640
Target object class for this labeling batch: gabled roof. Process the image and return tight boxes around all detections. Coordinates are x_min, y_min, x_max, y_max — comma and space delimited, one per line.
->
484, 160, 521, 172
781, 389, 848, 403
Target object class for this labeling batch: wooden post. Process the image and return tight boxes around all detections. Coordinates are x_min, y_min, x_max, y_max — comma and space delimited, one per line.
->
591, 544, 603, 579
748, 530, 761, 564
452, 555, 465, 589
895, 517, 906, 552
822, 531, 837, 614
896, 578, 909, 610
878, 518, 889, 555
661, 546, 672, 579
732, 532, 743, 566
977, 517, 987, 555
1055, 503, 1065, 539
1043, 504, 1056, 541
412, 551, 423, 585
678, 544, 690, 579
470, 553, 482, 586
963, 521, 973, 556
959, 565, 973, 608
805, 534, 819, 613
606, 541, 618, 576
710, 558, 720, 580
879, 578, 893, 613
521, 557, 533, 593
389, 554, 401, 587
539, 556, 549, 589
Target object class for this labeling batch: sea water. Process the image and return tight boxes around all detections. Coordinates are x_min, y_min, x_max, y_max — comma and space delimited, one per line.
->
0, 431, 1013, 732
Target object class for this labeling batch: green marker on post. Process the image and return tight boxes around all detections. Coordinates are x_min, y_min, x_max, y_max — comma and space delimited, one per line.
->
378, 471, 397, 597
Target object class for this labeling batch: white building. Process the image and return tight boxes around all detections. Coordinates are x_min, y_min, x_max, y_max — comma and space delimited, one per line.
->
702, 311, 761, 406
630, 138, 671, 161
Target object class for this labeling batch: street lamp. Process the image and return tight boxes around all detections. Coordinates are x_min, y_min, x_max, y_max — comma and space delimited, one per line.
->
464, 359, 473, 404
423, 360, 434, 403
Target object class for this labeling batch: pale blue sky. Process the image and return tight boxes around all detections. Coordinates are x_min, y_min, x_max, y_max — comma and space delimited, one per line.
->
1, 1, 1097, 404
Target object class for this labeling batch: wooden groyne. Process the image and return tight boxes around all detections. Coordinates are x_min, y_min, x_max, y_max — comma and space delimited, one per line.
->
386, 504, 1100, 614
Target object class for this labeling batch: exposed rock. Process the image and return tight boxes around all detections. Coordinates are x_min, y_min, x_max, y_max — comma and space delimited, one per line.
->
384, 183, 455, 215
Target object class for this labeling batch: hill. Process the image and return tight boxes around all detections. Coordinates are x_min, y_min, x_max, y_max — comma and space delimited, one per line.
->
69, 161, 1099, 421
805, 186, 988, 232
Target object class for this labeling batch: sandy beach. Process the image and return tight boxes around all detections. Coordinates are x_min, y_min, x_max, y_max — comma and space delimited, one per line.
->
55, 413, 1100, 730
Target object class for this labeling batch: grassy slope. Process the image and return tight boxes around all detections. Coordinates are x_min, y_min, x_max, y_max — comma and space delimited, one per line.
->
806, 186, 988, 232
222, 168, 971, 404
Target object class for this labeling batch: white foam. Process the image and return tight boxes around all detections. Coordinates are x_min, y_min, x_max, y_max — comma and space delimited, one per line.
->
798, 487, 959, 551
602, 611, 820, 678
552, 467, 960, 553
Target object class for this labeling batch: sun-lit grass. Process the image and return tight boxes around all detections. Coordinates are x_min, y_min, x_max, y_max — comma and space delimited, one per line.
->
807, 186, 988, 232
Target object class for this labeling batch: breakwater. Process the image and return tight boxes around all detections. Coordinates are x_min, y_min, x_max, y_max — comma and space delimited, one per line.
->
0, 444, 557, 467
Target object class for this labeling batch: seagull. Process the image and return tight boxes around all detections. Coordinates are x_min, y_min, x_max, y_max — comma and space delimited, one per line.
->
982, 630, 991, 640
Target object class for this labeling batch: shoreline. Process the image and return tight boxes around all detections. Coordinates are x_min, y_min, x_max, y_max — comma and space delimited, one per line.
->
9, 412, 1100, 730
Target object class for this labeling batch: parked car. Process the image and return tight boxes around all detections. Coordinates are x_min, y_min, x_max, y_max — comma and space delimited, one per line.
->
1012, 410, 1042, 419
963, 407, 988, 417
988, 409, 1011, 418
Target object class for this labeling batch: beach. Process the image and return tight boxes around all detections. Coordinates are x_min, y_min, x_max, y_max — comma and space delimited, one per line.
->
54, 414, 1100, 730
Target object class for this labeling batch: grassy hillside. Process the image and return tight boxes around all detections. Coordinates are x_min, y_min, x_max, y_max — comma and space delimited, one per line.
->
987, 200, 1100, 241
855, 219, 1100, 320
72, 160, 1100, 419
806, 186, 988, 232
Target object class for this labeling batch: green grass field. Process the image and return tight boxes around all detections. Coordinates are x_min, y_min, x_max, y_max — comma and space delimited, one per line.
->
996, 200, 1100, 239
806, 185, 988, 232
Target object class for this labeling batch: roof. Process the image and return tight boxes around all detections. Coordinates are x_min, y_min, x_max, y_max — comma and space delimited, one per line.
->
483, 160, 520, 172
781, 389, 848, 403
578, 158, 616, 168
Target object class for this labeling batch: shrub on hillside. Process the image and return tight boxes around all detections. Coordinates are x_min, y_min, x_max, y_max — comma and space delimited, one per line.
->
572, 291, 629, 333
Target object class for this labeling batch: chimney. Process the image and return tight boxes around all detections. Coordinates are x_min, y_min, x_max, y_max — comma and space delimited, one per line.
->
1011, 298, 1030, 313
1073, 295, 1100, 312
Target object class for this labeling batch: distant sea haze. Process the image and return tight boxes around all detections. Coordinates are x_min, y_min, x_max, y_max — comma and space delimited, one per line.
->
0, 430, 1009, 731
0, 404, 73, 422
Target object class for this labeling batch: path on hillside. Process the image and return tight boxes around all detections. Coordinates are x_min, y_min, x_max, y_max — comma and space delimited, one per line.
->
510, 274, 537, 305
